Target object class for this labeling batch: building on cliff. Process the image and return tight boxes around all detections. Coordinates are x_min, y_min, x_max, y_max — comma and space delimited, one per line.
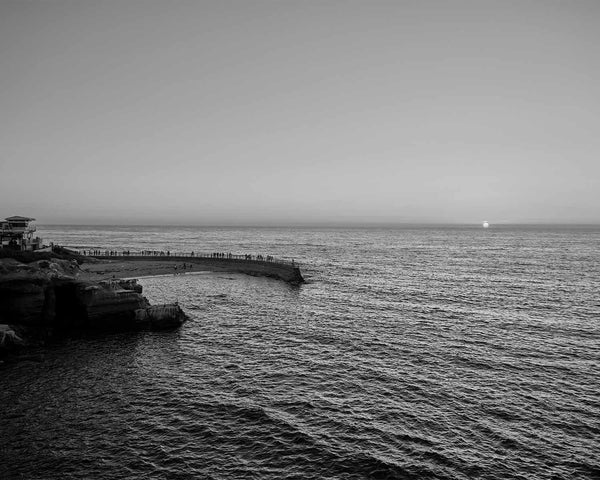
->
0, 216, 43, 251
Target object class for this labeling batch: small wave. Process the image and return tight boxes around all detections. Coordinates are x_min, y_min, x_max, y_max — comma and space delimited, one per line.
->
338, 451, 445, 480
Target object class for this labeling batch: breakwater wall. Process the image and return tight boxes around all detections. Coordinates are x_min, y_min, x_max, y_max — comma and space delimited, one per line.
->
88, 254, 305, 284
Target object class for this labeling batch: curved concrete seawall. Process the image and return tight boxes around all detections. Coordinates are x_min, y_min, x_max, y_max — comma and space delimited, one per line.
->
92, 255, 305, 284
181, 257, 305, 284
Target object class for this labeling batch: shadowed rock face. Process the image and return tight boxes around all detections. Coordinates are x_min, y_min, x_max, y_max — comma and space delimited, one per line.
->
52, 279, 152, 330
0, 277, 55, 326
0, 324, 23, 349
0, 259, 185, 333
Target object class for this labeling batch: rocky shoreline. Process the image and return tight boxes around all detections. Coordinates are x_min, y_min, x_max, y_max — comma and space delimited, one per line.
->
0, 254, 187, 361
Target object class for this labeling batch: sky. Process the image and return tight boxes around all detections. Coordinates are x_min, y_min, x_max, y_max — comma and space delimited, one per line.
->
1, 0, 599, 225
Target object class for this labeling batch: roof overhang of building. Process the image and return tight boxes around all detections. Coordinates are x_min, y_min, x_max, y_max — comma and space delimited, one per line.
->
5, 216, 36, 221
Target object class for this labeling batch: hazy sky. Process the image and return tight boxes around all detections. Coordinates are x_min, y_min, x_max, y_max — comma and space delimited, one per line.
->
1, 0, 599, 225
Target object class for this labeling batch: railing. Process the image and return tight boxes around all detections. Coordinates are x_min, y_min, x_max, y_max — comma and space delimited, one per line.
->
0, 225, 36, 233
75, 249, 299, 267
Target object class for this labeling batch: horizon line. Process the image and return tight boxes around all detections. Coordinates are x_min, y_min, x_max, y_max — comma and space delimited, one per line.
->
36, 221, 600, 228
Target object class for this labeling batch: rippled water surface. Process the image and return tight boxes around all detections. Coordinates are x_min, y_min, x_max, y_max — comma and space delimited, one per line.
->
2, 225, 599, 479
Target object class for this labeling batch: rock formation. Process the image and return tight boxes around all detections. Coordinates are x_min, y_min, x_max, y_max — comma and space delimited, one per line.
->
0, 324, 23, 349
0, 258, 186, 357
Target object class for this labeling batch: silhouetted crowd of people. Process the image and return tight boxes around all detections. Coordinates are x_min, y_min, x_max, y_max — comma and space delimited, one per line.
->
77, 249, 294, 265
82, 249, 133, 256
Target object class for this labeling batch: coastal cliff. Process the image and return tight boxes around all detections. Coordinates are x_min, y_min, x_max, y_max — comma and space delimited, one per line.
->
0, 258, 186, 357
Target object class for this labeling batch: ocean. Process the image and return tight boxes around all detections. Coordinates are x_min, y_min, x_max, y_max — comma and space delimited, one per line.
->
2, 225, 599, 479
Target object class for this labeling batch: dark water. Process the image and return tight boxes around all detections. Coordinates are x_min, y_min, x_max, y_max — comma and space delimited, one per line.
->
2, 225, 599, 479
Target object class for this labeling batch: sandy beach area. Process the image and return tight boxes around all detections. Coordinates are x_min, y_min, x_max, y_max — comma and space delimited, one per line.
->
78, 259, 213, 281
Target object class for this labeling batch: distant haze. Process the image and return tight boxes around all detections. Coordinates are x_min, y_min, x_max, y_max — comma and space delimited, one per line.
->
1, 0, 599, 225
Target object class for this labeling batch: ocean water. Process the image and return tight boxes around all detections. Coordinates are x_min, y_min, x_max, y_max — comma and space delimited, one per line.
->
2, 225, 599, 480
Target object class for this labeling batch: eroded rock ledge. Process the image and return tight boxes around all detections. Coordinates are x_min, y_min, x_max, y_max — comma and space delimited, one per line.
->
0, 258, 186, 357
